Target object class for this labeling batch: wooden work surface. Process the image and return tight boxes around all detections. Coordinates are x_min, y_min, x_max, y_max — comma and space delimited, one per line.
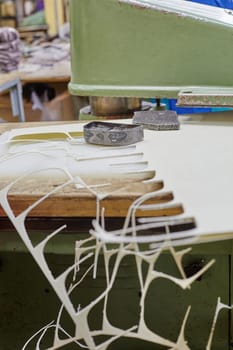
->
0, 118, 233, 240
0, 178, 179, 218
0, 122, 182, 219
19, 61, 70, 83
0, 61, 70, 85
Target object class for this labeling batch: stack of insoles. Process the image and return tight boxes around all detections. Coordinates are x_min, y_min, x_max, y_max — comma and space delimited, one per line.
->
0, 27, 21, 72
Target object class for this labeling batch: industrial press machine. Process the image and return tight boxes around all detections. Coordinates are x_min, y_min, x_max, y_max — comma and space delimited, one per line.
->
69, 0, 233, 115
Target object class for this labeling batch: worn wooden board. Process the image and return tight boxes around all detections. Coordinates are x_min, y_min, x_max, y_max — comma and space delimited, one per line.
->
0, 122, 185, 218
0, 182, 183, 217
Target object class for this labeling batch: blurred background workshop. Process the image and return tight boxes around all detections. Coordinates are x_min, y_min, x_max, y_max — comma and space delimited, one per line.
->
0, 0, 78, 123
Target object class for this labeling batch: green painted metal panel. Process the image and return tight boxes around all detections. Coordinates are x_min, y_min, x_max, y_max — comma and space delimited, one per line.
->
69, 0, 233, 99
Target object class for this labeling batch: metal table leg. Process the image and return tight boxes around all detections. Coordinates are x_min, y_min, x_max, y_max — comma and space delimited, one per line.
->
0, 77, 25, 122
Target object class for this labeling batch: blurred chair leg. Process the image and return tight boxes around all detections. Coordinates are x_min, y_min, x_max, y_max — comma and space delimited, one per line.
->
9, 79, 25, 122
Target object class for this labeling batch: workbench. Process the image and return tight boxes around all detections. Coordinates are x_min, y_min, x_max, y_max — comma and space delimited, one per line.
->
20, 61, 70, 84
0, 119, 232, 350
0, 60, 70, 84
0, 60, 75, 123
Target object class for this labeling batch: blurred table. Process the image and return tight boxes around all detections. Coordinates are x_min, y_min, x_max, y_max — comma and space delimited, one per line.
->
18, 60, 71, 83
